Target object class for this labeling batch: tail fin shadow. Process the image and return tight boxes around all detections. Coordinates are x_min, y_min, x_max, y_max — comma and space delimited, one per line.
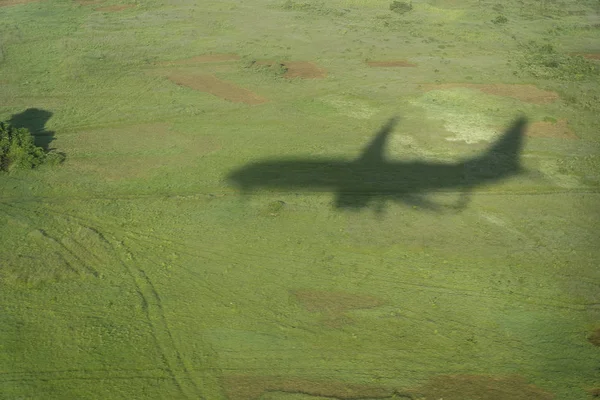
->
356, 116, 399, 164
465, 116, 528, 181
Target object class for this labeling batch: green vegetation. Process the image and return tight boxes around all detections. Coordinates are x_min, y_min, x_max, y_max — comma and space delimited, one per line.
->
282, 0, 349, 16
492, 15, 508, 24
515, 41, 600, 82
389, 0, 412, 14
0, 121, 63, 172
0, 0, 599, 399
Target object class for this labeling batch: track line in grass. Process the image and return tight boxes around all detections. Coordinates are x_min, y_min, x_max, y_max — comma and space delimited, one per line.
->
4, 199, 597, 312
1, 188, 599, 205
103, 236, 206, 399
0, 367, 171, 383
0, 201, 209, 398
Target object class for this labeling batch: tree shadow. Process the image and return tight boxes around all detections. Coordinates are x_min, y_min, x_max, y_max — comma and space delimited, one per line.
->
226, 116, 528, 212
8, 108, 55, 151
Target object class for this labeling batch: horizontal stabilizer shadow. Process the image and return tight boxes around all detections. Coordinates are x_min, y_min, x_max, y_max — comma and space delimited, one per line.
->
226, 116, 528, 211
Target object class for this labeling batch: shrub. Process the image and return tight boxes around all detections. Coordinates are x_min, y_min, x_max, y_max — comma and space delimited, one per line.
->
390, 1, 412, 14
492, 15, 508, 24
515, 41, 600, 82
0, 121, 63, 172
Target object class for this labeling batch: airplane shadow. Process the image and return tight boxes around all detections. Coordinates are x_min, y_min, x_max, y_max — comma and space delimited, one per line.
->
226, 116, 528, 212
8, 108, 55, 151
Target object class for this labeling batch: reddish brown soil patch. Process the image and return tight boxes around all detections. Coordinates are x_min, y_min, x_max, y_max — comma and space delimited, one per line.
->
588, 328, 600, 346
293, 289, 385, 327
526, 119, 578, 139
95, 4, 135, 11
167, 73, 267, 105
284, 61, 326, 79
0, 0, 40, 7
158, 54, 240, 66
254, 60, 326, 79
589, 387, 600, 397
75, 0, 103, 5
222, 376, 396, 400
410, 375, 554, 400
367, 60, 417, 67
294, 289, 385, 314
570, 53, 600, 60
421, 83, 559, 104
254, 60, 280, 67
582, 54, 600, 60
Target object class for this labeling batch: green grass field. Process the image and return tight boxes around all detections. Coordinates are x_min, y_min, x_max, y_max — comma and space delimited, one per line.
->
1, 0, 599, 398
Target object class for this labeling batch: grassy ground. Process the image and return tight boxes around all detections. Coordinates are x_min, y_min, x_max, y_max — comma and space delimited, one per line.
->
1, 0, 599, 399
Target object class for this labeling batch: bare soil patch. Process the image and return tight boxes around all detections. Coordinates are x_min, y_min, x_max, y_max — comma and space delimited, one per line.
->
283, 61, 326, 79
222, 374, 552, 400
293, 289, 385, 327
75, 0, 103, 5
367, 60, 417, 67
526, 119, 578, 139
410, 374, 554, 400
588, 327, 600, 346
293, 289, 385, 314
0, 0, 40, 7
157, 54, 240, 66
570, 53, 600, 60
167, 73, 268, 105
222, 375, 394, 400
421, 83, 559, 104
255, 60, 327, 79
582, 53, 600, 60
95, 4, 135, 11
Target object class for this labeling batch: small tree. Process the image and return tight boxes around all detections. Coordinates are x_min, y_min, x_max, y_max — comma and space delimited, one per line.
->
390, 1, 412, 14
0, 121, 61, 172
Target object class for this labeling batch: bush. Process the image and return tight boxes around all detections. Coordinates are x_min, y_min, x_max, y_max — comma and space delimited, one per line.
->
515, 40, 600, 82
282, 0, 348, 16
492, 15, 508, 24
390, 1, 412, 14
0, 121, 63, 172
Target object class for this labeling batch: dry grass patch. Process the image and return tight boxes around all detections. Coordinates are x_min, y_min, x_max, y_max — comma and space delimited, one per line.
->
0, 0, 41, 7
222, 375, 395, 400
66, 156, 164, 182
95, 4, 135, 11
421, 83, 559, 104
167, 72, 268, 104
63, 123, 175, 154
526, 119, 577, 139
157, 54, 240, 66
367, 60, 417, 67
409, 374, 554, 400
60, 123, 220, 181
